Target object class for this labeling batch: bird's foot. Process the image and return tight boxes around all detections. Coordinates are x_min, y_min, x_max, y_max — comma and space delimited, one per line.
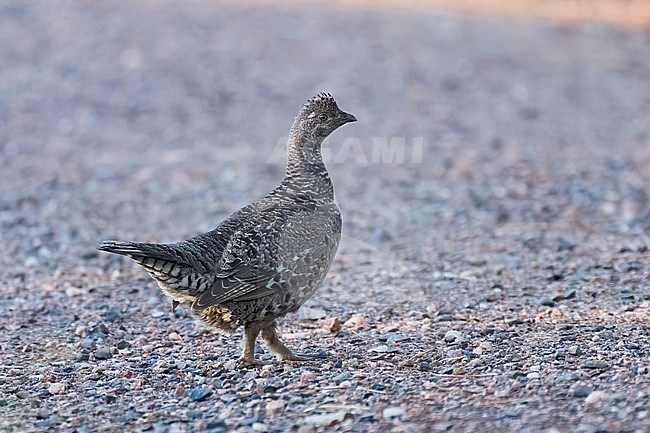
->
277, 351, 327, 362
236, 356, 265, 368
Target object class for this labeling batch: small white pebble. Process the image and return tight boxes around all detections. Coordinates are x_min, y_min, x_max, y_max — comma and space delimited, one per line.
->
527, 372, 541, 379
383, 407, 405, 418
585, 390, 607, 404
472, 346, 483, 355
24, 257, 39, 267
370, 345, 390, 353
252, 422, 268, 432
48, 383, 65, 394
75, 326, 85, 337
444, 330, 463, 343
168, 332, 180, 341
529, 365, 541, 371
479, 341, 493, 351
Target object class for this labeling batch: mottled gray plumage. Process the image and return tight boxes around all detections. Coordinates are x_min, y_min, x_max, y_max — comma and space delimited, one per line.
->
98, 93, 356, 365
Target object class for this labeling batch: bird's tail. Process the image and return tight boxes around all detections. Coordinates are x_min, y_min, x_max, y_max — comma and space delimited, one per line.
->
98, 239, 188, 278
97, 240, 150, 257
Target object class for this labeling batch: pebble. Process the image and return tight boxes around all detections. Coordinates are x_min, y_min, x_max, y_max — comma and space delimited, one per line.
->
552, 290, 576, 302
382, 407, 405, 418
343, 316, 365, 326
304, 410, 349, 427
386, 333, 408, 344
151, 310, 165, 318
539, 298, 556, 307
585, 390, 608, 404
299, 307, 326, 320
581, 359, 609, 369
526, 372, 540, 379
75, 326, 86, 337
322, 317, 342, 332
223, 360, 237, 371
467, 256, 487, 266
265, 399, 286, 415
567, 345, 582, 356
370, 345, 390, 353
557, 238, 576, 251
48, 383, 65, 394
187, 387, 213, 402
444, 330, 463, 343
259, 365, 273, 378
300, 371, 318, 385
598, 330, 614, 340
94, 347, 112, 360
104, 305, 123, 322
334, 372, 350, 384
252, 423, 268, 432
89, 324, 109, 338
480, 341, 493, 351
573, 385, 592, 398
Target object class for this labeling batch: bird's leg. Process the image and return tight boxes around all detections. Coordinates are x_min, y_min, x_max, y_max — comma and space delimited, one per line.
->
171, 300, 180, 313
261, 320, 310, 362
237, 322, 264, 367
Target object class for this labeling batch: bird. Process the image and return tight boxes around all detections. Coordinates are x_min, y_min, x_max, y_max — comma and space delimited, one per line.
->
98, 93, 356, 366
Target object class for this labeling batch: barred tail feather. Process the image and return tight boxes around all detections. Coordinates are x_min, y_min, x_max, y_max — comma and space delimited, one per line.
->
98, 240, 185, 280
97, 240, 149, 257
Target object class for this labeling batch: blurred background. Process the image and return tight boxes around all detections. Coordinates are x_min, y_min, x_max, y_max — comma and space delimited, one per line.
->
1, 0, 648, 275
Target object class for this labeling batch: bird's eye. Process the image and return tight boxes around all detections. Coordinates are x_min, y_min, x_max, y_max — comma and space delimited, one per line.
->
319, 113, 328, 121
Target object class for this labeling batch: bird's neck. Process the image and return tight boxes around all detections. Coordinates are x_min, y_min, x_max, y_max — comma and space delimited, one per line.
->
282, 132, 334, 201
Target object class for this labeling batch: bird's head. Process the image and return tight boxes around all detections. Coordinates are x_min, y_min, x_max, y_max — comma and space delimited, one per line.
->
292, 93, 357, 140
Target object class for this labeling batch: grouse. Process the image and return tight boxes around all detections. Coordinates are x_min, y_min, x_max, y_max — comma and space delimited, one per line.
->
98, 93, 356, 366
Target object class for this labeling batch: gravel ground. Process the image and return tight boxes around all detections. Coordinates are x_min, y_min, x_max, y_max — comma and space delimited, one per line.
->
1, 1, 649, 432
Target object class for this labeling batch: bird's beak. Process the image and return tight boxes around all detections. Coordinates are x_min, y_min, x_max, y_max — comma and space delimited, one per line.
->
340, 112, 357, 124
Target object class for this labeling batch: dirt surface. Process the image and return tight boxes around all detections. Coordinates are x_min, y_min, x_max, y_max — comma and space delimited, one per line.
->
1, 1, 649, 432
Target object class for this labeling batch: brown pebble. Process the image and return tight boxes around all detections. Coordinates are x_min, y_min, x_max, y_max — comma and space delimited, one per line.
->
322, 317, 342, 332
343, 316, 365, 327
266, 399, 286, 415
174, 384, 185, 398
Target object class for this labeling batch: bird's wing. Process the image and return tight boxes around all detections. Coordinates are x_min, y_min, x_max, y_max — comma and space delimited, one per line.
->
192, 202, 330, 309
196, 266, 279, 307
191, 201, 290, 308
